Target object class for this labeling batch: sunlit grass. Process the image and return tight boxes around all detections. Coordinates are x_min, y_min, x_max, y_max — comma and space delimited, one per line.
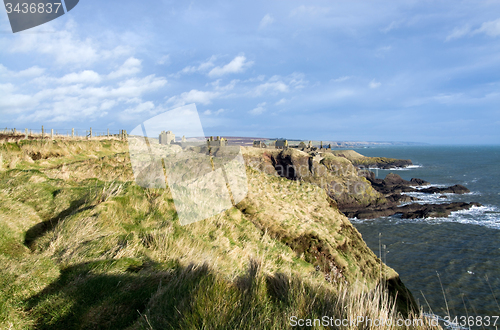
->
0, 139, 439, 329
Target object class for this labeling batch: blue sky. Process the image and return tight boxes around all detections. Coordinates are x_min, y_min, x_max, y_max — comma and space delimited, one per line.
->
1, 0, 500, 144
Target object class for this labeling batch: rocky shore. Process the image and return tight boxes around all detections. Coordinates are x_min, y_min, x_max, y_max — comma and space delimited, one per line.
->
341, 172, 481, 219
243, 148, 481, 221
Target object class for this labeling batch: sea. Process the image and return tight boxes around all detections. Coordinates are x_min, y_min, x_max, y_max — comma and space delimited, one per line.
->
346, 145, 500, 325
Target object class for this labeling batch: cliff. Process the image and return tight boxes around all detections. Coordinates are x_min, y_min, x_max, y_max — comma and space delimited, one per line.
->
0, 140, 430, 329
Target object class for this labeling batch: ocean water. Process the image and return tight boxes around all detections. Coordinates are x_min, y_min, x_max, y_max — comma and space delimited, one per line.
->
347, 145, 500, 322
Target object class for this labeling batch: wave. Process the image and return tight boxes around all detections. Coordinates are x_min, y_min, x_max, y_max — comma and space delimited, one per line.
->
350, 205, 500, 230
368, 164, 423, 171
412, 183, 447, 190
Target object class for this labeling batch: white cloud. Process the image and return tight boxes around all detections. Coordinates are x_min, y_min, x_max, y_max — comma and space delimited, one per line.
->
108, 57, 142, 79
375, 45, 392, 58
381, 20, 403, 33
157, 55, 171, 65
254, 81, 289, 95
332, 76, 352, 83
17, 66, 46, 78
177, 55, 217, 76
5, 19, 131, 66
2, 73, 166, 122
447, 19, 500, 41
59, 70, 101, 84
259, 14, 274, 29
167, 89, 220, 107
208, 55, 253, 77
108, 75, 167, 98
100, 100, 117, 110
210, 79, 239, 92
475, 18, 500, 37
248, 74, 306, 97
0, 83, 38, 113
249, 102, 266, 115
0, 64, 45, 79
203, 108, 225, 115
446, 25, 472, 41
369, 79, 381, 89
275, 98, 288, 105
290, 5, 331, 17
124, 101, 155, 114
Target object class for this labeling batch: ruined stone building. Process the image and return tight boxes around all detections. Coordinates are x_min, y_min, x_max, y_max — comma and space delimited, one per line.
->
253, 141, 266, 148
159, 130, 175, 145
275, 139, 288, 149
207, 136, 227, 147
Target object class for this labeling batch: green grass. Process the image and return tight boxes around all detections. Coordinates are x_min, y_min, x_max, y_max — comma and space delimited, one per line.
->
0, 139, 435, 329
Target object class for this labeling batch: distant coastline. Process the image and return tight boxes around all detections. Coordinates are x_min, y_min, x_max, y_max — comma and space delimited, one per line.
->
218, 136, 429, 148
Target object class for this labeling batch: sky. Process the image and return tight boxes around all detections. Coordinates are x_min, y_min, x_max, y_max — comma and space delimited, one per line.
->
1, 0, 500, 144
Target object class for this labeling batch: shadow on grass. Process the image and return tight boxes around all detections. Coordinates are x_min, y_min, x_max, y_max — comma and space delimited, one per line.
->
24, 259, 300, 330
24, 257, 420, 330
25, 258, 206, 330
24, 198, 93, 249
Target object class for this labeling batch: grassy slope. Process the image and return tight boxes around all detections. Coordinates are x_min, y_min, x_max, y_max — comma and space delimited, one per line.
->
0, 140, 434, 329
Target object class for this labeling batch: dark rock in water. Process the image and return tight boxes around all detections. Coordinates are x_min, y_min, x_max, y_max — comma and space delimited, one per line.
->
341, 171, 480, 220
383, 173, 409, 186
419, 184, 470, 195
410, 178, 429, 186
362, 172, 418, 195
398, 202, 482, 219
344, 202, 482, 220
385, 193, 420, 204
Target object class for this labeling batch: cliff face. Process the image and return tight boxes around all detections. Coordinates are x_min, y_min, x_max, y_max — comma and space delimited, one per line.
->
241, 147, 416, 312
243, 148, 386, 210
0, 140, 419, 328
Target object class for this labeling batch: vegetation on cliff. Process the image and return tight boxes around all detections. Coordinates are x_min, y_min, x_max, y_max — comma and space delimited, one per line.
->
0, 139, 436, 329
330, 150, 412, 169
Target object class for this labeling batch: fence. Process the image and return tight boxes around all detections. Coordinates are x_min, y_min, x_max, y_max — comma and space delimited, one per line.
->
0, 126, 128, 141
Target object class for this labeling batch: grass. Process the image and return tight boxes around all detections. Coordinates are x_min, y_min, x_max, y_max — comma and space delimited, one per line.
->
0, 139, 439, 329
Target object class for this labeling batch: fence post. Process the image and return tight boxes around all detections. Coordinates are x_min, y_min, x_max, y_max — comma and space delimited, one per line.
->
25, 128, 28, 140
42, 125, 44, 139
107, 129, 109, 138
51, 129, 53, 139
90, 127, 92, 139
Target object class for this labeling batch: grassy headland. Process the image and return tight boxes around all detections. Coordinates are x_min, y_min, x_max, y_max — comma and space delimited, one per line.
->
0, 139, 438, 329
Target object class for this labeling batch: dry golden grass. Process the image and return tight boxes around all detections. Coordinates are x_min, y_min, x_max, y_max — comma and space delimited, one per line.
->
0, 139, 439, 329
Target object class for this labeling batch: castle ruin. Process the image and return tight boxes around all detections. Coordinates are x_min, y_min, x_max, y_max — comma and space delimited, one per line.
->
207, 136, 227, 147
159, 130, 175, 145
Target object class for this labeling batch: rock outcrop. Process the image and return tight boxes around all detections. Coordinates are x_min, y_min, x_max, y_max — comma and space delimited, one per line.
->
342, 172, 478, 219
243, 148, 479, 221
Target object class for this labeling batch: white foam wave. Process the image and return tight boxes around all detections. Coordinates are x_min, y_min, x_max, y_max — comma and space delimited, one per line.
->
351, 205, 500, 230
451, 204, 497, 215
398, 205, 500, 230
400, 191, 450, 205
413, 183, 447, 190
367, 165, 423, 171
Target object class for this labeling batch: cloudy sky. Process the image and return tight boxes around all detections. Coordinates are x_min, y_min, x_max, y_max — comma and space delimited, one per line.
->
1, 0, 499, 144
